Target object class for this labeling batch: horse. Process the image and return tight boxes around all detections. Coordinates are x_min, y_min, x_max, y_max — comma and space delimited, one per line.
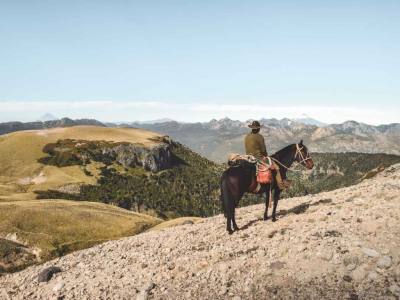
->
220, 140, 314, 234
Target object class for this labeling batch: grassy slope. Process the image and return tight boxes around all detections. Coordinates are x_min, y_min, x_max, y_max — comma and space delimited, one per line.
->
0, 199, 161, 271
0, 126, 166, 272
0, 126, 163, 199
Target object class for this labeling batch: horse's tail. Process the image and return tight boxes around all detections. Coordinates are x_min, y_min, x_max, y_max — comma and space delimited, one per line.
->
220, 172, 230, 218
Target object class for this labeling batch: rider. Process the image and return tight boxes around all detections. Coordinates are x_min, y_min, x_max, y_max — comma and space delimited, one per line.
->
244, 120, 289, 190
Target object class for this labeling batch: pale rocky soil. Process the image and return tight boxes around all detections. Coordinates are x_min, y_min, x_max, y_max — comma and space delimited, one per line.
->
1, 165, 400, 300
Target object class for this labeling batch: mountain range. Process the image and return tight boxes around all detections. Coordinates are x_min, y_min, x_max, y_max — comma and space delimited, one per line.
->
1, 117, 400, 163
128, 118, 400, 162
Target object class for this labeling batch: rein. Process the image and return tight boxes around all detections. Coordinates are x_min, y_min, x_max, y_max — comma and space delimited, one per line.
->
270, 144, 311, 172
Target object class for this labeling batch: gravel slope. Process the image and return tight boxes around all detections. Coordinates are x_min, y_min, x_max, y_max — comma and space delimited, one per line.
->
1, 165, 400, 300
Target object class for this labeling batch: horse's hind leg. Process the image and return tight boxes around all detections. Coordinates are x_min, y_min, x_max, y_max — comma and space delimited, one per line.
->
226, 200, 237, 234
263, 185, 270, 221
225, 195, 234, 234
226, 212, 233, 234
272, 189, 281, 222
227, 216, 233, 234
221, 178, 234, 234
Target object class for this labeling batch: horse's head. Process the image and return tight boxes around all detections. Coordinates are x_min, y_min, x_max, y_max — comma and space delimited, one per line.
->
294, 140, 314, 170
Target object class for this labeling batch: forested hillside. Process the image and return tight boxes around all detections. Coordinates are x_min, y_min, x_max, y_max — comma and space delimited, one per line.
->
37, 141, 400, 218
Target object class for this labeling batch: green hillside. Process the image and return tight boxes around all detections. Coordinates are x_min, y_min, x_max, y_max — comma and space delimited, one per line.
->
36, 142, 223, 218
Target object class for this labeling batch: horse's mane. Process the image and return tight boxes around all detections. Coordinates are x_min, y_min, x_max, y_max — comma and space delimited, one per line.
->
271, 144, 296, 159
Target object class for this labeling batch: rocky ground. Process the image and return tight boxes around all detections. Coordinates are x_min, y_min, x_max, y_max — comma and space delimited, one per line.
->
1, 165, 400, 300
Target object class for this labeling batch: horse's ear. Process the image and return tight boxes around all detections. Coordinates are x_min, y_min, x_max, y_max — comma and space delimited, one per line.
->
299, 139, 303, 145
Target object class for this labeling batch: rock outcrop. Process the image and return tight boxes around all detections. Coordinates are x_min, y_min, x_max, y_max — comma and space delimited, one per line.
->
1, 164, 400, 299
41, 138, 173, 173
100, 142, 172, 172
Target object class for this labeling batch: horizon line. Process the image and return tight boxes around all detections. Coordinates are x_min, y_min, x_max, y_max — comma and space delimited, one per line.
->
1, 115, 399, 128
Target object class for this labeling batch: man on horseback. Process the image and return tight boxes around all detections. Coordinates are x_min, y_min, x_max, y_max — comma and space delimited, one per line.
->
245, 120, 268, 159
245, 120, 288, 190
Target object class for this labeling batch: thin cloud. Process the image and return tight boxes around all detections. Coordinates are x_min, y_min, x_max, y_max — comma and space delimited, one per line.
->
0, 100, 398, 125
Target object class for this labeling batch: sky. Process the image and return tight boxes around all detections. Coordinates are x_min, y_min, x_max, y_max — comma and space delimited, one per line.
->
0, 0, 399, 124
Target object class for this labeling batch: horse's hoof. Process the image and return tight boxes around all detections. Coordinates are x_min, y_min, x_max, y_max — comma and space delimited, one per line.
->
263, 216, 268, 221
228, 230, 234, 235
272, 218, 277, 222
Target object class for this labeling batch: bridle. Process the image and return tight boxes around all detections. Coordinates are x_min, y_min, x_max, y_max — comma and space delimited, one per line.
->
270, 143, 312, 172
295, 144, 312, 166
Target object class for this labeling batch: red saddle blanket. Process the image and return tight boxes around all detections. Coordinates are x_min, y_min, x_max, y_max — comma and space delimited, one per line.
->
257, 162, 272, 184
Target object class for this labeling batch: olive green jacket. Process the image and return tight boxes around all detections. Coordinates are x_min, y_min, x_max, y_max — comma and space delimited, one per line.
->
244, 132, 268, 159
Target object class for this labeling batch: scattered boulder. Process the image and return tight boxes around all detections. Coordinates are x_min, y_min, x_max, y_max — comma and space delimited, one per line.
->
361, 248, 379, 258
367, 271, 378, 281
38, 266, 62, 283
182, 220, 194, 225
317, 250, 333, 261
346, 264, 357, 271
377, 256, 392, 269
270, 261, 286, 270
343, 275, 352, 282
349, 293, 359, 300
351, 266, 367, 282
136, 282, 155, 300
52, 281, 65, 293
389, 284, 400, 297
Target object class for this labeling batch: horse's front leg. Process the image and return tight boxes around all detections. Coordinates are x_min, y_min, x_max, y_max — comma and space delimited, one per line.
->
263, 185, 270, 221
272, 189, 281, 222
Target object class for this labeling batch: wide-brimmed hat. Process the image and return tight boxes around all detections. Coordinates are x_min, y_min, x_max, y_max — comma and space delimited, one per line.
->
248, 120, 261, 129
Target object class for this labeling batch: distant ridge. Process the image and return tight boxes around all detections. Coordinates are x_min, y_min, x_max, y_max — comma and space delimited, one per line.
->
0, 118, 105, 135
134, 118, 175, 124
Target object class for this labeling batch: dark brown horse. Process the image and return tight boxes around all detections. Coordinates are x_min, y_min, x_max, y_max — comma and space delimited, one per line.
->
220, 140, 314, 234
